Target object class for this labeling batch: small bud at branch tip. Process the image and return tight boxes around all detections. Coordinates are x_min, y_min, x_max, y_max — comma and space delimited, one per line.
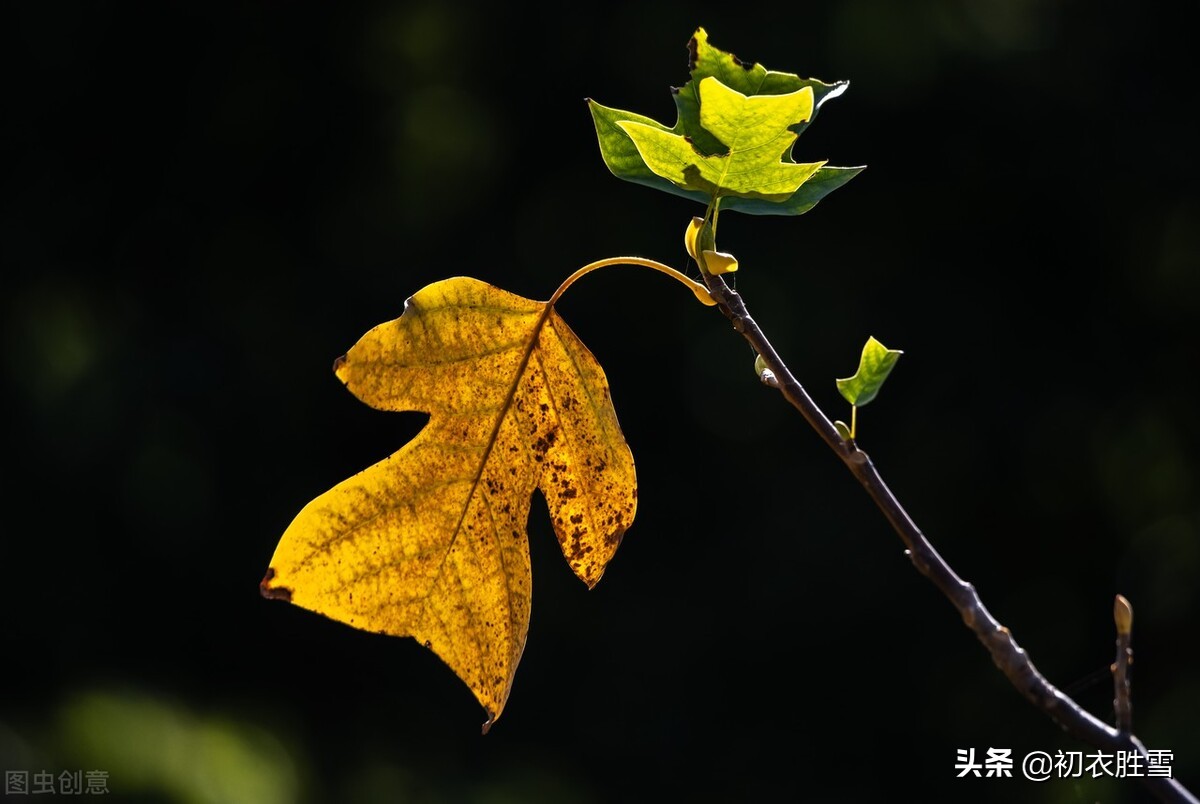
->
1114, 594, 1133, 636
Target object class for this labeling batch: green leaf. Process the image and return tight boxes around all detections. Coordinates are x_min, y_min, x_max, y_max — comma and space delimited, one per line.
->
675, 27, 850, 148
588, 99, 708, 205
588, 27, 863, 215
837, 337, 903, 407
719, 166, 864, 216
618, 78, 826, 202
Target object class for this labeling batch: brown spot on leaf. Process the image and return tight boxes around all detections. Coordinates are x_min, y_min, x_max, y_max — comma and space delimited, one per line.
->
332, 354, 347, 375
687, 35, 699, 71
260, 568, 293, 602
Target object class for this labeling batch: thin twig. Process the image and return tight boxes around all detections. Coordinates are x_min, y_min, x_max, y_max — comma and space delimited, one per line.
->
702, 273, 1197, 803
1114, 594, 1134, 734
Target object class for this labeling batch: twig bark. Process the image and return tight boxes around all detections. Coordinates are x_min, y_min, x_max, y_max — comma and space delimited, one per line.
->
1114, 594, 1134, 734
702, 273, 1197, 803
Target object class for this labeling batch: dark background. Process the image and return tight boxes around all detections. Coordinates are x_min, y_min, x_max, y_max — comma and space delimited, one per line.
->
3, 2, 1198, 802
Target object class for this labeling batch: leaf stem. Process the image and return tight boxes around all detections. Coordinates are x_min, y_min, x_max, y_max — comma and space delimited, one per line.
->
698, 270, 1198, 804
549, 257, 715, 308
695, 198, 722, 278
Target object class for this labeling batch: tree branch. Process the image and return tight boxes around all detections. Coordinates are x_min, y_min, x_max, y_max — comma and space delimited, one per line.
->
703, 273, 1197, 803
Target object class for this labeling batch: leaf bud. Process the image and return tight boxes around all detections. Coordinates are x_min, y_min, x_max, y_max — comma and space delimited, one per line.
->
1114, 594, 1133, 636
701, 249, 738, 275
684, 216, 705, 260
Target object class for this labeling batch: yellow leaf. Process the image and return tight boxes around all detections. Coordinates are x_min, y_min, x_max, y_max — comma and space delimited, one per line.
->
700, 249, 738, 275
684, 216, 704, 260
261, 276, 636, 731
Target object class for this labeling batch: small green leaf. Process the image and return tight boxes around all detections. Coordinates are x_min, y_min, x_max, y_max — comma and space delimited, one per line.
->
837, 337, 903, 407
588, 27, 863, 216
675, 27, 852, 151
833, 420, 853, 440
618, 78, 825, 202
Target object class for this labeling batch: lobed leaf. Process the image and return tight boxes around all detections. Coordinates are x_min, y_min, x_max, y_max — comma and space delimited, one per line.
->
589, 26, 863, 215
836, 336, 903, 407
618, 78, 826, 202
674, 27, 850, 149
261, 277, 636, 730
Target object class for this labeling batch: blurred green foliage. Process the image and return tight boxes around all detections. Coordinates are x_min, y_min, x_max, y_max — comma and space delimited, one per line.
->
58, 691, 298, 804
